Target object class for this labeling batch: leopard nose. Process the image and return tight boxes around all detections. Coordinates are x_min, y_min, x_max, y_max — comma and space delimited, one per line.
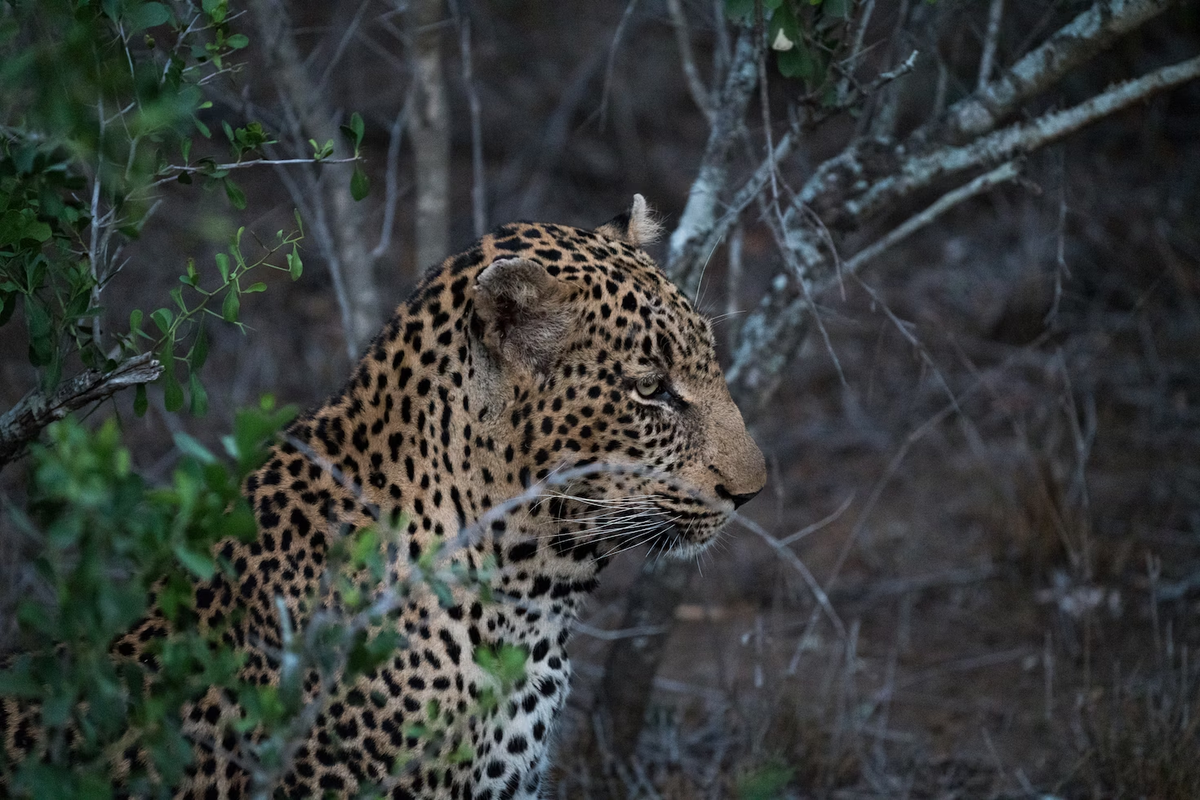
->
716, 484, 761, 509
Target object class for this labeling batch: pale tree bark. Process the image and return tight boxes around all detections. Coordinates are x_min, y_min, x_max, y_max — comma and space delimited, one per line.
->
407, 0, 451, 269
248, 0, 382, 358
0, 353, 162, 469
596, 0, 1199, 757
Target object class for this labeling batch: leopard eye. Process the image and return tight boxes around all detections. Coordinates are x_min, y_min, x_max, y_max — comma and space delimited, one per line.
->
635, 376, 662, 398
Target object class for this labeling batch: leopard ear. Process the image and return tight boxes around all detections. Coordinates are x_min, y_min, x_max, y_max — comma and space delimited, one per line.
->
474, 257, 571, 374
595, 194, 662, 248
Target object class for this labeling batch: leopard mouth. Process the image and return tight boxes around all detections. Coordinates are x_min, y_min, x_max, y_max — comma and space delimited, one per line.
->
647, 500, 729, 558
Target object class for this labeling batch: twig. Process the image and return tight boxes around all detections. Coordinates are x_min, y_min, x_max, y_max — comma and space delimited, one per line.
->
451, 1, 487, 237
733, 512, 846, 639
779, 493, 855, 546
836, 0, 876, 106
598, 0, 641, 129
844, 160, 1020, 273
925, 0, 1178, 145
977, 0, 1004, 93
852, 54, 1200, 222
684, 122, 800, 288
150, 156, 359, 188
665, 0, 713, 123
248, 0, 380, 355
370, 95, 413, 262
0, 353, 163, 468
407, 0, 452, 269
314, 0, 372, 95
573, 621, 670, 641
667, 26, 762, 296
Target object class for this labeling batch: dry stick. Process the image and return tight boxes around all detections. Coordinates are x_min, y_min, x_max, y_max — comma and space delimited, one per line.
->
853, 54, 1200, 222
866, 0, 910, 139
836, 0, 876, 106
665, 0, 714, 123
314, 0, 372, 95
732, 512, 846, 638
667, 26, 761, 296
845, 160, 1019, 273
407, 0, 452, 270
370, 91, 414, 262
726, 159, 1019, 403
598, 0, 641, 129
150, 156, 359, 188
731, 55, 1200, 404
977, 0, 1004, 93
453, 5, 487, 238
924, 0, 1179, 145
687, 123, 799, 284
0, 352, 163, 468
249, 0, 380, 356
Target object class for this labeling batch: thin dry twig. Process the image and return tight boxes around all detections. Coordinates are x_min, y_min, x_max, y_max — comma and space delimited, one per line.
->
977, 0, 1005, 93
0, 353, 163, 468
665, 0, 713, 123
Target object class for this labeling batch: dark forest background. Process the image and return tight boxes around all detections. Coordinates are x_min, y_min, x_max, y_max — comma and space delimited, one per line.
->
2, 1, 1199, 797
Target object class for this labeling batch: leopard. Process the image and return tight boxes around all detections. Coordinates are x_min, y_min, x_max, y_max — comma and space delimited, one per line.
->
1, 195, 766, 799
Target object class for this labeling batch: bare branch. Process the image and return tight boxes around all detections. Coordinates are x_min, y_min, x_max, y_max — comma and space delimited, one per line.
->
733, 512, 846, 639
836, 0, 876, 106
451, 1, 487, 238
852, 54, 1200, 222
370, 95, 413, 262
407, 0, 452, 269
0, 353, 163, 468
150, 156, 359, 189
923, 0, 1179, 146
686, 123, 800, 283
845, 160, 1020, 274
977, 0, 1004, 93
248, 0, 381, 356
665, 0, 714, 123
727, 160, 1021, 405
666, 26, 762, 294
599, 0, 641, 129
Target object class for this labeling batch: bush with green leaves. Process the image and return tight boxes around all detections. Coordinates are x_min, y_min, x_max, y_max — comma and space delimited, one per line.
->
0, 398, 295, 796
0, 0, 326, 441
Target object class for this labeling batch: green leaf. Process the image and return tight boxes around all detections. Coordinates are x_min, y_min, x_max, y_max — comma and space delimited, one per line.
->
215, 252, 230, 282
150, 307, 174, 334
189, 325, 209, 370
724, 0, 755, 20
174, 432, 216, 464
243, 282, 267, 293
134, 383, 149, 416
226, 33, 250, 49
224, 178, 246, 210
776, 42, 815, 80
221, 290, 240, 323
341, 112, 365, 149
126, 2, 170, 32
351, 165, 370, 202
287, 247, 303, 281
188, 372, 209, 416
26, 220, 52, 243
163, 374, 184, 412
172, 543, 215, 581
223, 178, 246, 209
